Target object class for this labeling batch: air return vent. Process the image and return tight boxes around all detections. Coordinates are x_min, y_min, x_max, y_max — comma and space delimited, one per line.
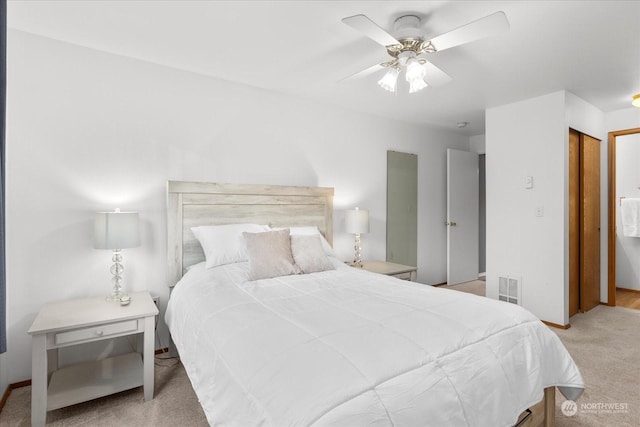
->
498, 276, 520, 305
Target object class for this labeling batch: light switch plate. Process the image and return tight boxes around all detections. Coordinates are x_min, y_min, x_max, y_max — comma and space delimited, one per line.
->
525, 176, 533, 189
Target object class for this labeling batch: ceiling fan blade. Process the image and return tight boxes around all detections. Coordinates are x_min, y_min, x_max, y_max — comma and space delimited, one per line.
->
342, 14, 401, 48
340, 63, 386, 82
428, 11, 509, 52
422, 61, 453, 87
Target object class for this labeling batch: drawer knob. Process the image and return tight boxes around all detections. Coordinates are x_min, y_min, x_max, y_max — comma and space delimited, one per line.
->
95, 330, 104, 336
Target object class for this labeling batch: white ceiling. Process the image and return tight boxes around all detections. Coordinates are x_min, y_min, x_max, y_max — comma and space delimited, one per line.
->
8, 0, 640, 135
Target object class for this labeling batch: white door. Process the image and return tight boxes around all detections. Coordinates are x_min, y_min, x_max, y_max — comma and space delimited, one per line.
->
447, 149, 479, 285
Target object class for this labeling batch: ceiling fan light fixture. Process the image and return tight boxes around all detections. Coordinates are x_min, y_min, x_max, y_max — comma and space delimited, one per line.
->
342, 11, 510, 95
408, 79, 428, 94
405, 58, 428, 94
633, 94, 640, 107
378, 67, 400, 92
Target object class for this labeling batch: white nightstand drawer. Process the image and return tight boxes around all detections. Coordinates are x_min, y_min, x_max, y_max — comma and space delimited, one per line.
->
55, 319, 139, 346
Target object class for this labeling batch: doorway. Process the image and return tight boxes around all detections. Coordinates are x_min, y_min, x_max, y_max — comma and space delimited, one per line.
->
386, 151, 418, 266
568, 128, 601, 316
446, 149, 479, 285
607, 127, 640, 307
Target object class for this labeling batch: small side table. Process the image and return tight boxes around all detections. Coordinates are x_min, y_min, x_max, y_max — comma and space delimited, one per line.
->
28, 291, 159, 426
355, 261, 418, 281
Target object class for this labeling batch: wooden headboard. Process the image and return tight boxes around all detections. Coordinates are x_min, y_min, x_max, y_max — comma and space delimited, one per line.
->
167, 181, 334, 287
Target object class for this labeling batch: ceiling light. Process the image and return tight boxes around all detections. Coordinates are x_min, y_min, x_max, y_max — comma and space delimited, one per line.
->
408, 78, 428, 94
633, 94, 640, 107
376, 51, 429, 94
405, 58, 425, 81
378, 67, 400, 92
405, 58, 428, 94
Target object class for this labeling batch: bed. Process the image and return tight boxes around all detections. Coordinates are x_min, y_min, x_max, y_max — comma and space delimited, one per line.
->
165, 181, 584, 426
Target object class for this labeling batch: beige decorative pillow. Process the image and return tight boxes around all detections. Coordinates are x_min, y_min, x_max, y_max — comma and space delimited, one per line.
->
243, 229, 300, 281
270, 226, 336, 257
291, 234, 335, 274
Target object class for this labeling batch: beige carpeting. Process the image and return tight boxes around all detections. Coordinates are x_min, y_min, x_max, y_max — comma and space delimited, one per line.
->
443, 279, 486, 296
0, 357, 209, 426
551, 305, 640, 426
1, 284, 638, 426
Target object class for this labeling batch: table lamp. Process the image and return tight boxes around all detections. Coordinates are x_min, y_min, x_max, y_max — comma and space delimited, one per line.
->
94, 209, 140, 301
345, 207, 369, 267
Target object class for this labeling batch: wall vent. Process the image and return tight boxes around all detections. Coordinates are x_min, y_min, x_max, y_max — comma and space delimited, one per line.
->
498, 276, 520, 305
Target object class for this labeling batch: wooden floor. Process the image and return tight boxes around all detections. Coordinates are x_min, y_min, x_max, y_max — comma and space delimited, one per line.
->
616, 288, 640, 310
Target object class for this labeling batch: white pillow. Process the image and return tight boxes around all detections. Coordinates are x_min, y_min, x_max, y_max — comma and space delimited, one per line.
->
290, 234, 335, 274
270, 226, 335, 257
191, 223, 269, 269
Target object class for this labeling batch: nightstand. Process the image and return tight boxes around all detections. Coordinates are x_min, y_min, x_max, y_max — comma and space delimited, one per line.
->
356, 261, 418, 281
28, 291, 159, 427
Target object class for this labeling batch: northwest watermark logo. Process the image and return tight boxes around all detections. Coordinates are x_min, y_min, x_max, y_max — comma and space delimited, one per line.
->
562, 400, 630, 417
580, 402, 629, 415
561, 400, 578, 417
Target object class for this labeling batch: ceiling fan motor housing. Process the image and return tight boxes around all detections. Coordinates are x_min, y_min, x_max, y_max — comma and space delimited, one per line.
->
393, 15, 422, 39
387, 15, 435, 58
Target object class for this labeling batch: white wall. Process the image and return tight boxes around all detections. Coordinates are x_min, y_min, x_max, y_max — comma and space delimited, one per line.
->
606, 107, 640, 132
5, 30, 468, 385
469, 134, 486, 154
486, 92, 568, 325
486, 91, 606, 326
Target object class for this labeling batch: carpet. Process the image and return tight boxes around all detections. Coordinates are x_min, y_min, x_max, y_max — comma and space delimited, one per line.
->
551, 305, 640, 426
442, 280, 486, 296
0, 356, 208, 426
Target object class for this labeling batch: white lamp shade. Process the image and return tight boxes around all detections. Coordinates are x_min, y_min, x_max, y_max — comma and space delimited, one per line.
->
345, 208, 370, 234
94, 211, 140, 249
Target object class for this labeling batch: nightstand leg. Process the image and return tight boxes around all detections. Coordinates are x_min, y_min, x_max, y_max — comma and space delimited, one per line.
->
31, 334, 47, 427
143, 315, 154, 401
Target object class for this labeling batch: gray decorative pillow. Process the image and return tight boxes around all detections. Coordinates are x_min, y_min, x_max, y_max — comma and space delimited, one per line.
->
243, 229, 300, 281
291, 234, 335, 274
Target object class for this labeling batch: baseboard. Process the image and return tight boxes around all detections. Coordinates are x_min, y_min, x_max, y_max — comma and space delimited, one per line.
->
432, 282, 447, 287
0, 348, 170, 412
542, 320, 571, 330
616, 287, 640, 294
0, 379, 31, 412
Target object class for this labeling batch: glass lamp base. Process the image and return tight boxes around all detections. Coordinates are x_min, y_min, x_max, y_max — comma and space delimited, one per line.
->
106, 290, 128, 302
106, 250, 127, 301
352, 234, 363, 268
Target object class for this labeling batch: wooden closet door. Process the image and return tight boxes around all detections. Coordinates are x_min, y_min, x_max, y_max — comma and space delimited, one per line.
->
568, 129, 580, 317
580, 133, 601, 312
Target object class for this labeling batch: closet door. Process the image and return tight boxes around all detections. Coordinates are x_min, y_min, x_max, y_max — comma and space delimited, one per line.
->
569, 129, 601, 315
580, 133, 601, 312
569, 130, 580, 316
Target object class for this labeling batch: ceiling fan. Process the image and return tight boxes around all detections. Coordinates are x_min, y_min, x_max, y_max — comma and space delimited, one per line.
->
342, 11, 509, 94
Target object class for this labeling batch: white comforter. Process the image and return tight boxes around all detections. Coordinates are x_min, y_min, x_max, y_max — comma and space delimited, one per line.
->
166, 261, 583, 427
